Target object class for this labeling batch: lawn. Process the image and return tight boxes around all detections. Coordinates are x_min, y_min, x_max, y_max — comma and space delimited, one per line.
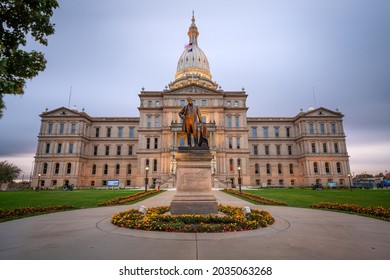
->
244, 188, 390, 208
0, 189, 142, 210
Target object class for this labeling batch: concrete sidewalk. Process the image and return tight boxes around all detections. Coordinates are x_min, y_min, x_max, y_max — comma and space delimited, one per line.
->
0, 190, 389, 260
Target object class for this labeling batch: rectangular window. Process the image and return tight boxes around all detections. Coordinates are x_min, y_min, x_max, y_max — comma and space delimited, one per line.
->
274, 127, 280, 137
71, 123, 76, 134
311, 143, 316, 153
147, 117, 152, 128
129, 127, 134, 138
180, 99, 185, 106
201, 100, 207, 106
235, 116, 239, 127
59, 123, 65, 134
334, 143, 339, 153
252, 127, 257, 137
127, 164, 132, 175
253, 145, 258, 155
180, 137, 185, 147
147, 100, 152, 107
105, 146, 110, 156
93, 146, 98, 156
236, 138, 241, 149
45, 143, 50, 154
309, 123, 314, 134
153, 159, 158, 172
234, 101, 238, 107
286, 127, 291, 137
57, 143, 62, 153
95, 127, 100, 137
155, 116, 159, 127
115, 164, 120, 175
227, 116, 232, 128
265, 145, 269, 155
226, 101, 231, 107
48, 123, 53, 134
155, 101, 160, 107
228, 138, 233, 149
288, 145, 292, 155
106, 127, 111, 137
289, 164, 294, 174
201, 115, 206, 122
128, 145, 133, 155
69, 143, 74, 154
263, 127, 268, 137
154, 138, 158, 149
118, 127, 123, 137
146, 138, 151, 149
323, 143, 328, 153
117, 146, 121, 156
276, 145, 281, 155
320, 123, 325, 134
331, 123, 337, 134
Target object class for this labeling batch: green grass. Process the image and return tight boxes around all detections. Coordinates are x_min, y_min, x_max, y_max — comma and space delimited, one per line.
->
244, 188, 390, 208
0, 189, 142, 210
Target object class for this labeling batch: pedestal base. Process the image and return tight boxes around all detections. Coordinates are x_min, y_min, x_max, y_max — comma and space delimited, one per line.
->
170, 192, 218, 215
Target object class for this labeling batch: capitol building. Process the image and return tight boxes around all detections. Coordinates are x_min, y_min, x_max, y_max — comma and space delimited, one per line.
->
32, 14, 350, 189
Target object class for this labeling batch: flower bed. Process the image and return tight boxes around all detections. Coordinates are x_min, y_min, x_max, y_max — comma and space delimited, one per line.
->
112, 205, 275, 232
97, 190, 162, 207
224, 189, 287, 206
0, 205, 75, 221
310, 203, 390, 219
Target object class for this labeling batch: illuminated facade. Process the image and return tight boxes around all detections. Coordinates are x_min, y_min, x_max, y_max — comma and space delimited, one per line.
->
32, 14, 350, 188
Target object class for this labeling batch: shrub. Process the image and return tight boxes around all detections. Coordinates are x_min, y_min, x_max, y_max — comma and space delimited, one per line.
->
310, 202, 390, 219
0, 205, 75, 221
97, 190, 161, 206
224, 189, 287, 206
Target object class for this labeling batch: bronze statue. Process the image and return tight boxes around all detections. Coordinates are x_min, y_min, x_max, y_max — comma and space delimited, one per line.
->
179, 97, 202, 147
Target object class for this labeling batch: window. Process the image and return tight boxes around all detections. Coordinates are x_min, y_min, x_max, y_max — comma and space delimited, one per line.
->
286, 127, 291, 137
228, 138, 233, 149
201, 100, 207, 106
126, 180, 131, 186
155, 101, 160, 107
127, 164, 132, 175
234, 101, 238, 107
289, 163, 294, 174
274, 127, 280, 137
129, 127, 135, 138
311, 143, 316, 153
57, 143, 62, 154
145, 159, 150, 167
236, 138, 241, 149
103, 164, 108, 175
128, 145, 133, 155
229, 159, 233, 172
323, 143, 328, 153
252, 127, 257, 137
153, 159, 158, 172
226, 101, 231, 107
253, 145, 258, 155
255, 163, 259, 174
116, 146, 121, 156
263, 127, 268, 137
235, 116, 239, 127
59, 123, 65, 134
334, 143, 339, 153
279, 179, 284, 186
320, 123, 325, 134
266, 163, 271, 174
180, 137, 184, 147
147, 100, 152, 107
48, 123, 53, 134
91, 180, 95, 187
180, 99, 185, 106
106, 127, 111, 137
102, 180, 107, 186
69, 143, 74, 154
147, 117, 152, 128
276, 145, 281, 155
336, 162, 342, 173
115, 164, 120, 175
71, 123, 76, 134
267, 179, 272, 186
309, 123, 314, 134
325, 162, 330, 174
154, 138, 158, 149
118, 127, 123, 137
93, 146, 98, 156
66, 163, 72, 174
288, 145, 292, 155
227, 116, 232, 128
264, 145, 269, 155
146, 138, 151, 149
105, 146, 110, 156
237, 158, 241, 167
291, 179, 295, 186
54, 163, 60, 174
313, 162, 319, 174
331, 123, 336, 134
92, 164, 96, 175
155, 116, 159, 127
278, 164, 282, 175
202, 115, 206, 122
45, 143, 50, 154
42, 163, 48, 174
95, 127, 100, 137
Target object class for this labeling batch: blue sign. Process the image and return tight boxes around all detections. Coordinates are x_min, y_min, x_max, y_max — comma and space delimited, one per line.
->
107, 180, 119, 186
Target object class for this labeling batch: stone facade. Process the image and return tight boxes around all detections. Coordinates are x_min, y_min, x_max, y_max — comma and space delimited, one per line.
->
32, 15, 350, 189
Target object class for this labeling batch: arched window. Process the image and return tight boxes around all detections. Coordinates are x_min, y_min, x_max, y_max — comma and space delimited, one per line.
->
278, 164, 282, 175
289, 164, 294, 175
103, 164, 108, 175
54, 163, 60, 175
153, 159, 158, 172
127, 164, 132, 175
237, 158, 241, 167
325, 162, 330, 174
145, 159, 150, 167
255, 163, 259, 174
115, 164, 120, 175
336, 162, 342, 173
266, 163, 271, 174
42, 162, 48, 174
92, 164, 96, 175
313, 162, 319, 174
229, 159, 233, 172
66, 163, 72, 174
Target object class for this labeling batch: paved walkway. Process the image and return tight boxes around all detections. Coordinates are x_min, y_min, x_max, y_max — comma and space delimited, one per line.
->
0, 190, 389, 260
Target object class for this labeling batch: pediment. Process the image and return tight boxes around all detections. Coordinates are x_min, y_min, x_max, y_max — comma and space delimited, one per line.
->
40, 107, 85, 118
169, 85, 218, 95
302, 107, 343, 118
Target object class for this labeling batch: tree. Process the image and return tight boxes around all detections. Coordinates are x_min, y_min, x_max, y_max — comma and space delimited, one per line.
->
0, 0, 59, 118
0, 161, 22, 185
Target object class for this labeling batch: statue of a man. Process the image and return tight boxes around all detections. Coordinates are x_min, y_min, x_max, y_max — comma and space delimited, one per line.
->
179, 96, 202, 147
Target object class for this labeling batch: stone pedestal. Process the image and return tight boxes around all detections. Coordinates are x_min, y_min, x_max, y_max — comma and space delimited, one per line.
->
170, 147, 218, 215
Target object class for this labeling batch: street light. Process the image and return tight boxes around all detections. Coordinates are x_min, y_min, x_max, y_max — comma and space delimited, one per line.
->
36, 173, 41, 192
238, 166, 242, 193
145, 166, 149, 192
348, 173, 352, 191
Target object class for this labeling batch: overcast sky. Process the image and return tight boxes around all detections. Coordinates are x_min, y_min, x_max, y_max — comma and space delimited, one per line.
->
0, 0, 389, 178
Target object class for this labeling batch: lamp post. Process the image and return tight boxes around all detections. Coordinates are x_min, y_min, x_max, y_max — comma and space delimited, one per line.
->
144, 166, 149, 192
238, 166, 242, 193
36, 173, 41, 192
348, 173, 352, 191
